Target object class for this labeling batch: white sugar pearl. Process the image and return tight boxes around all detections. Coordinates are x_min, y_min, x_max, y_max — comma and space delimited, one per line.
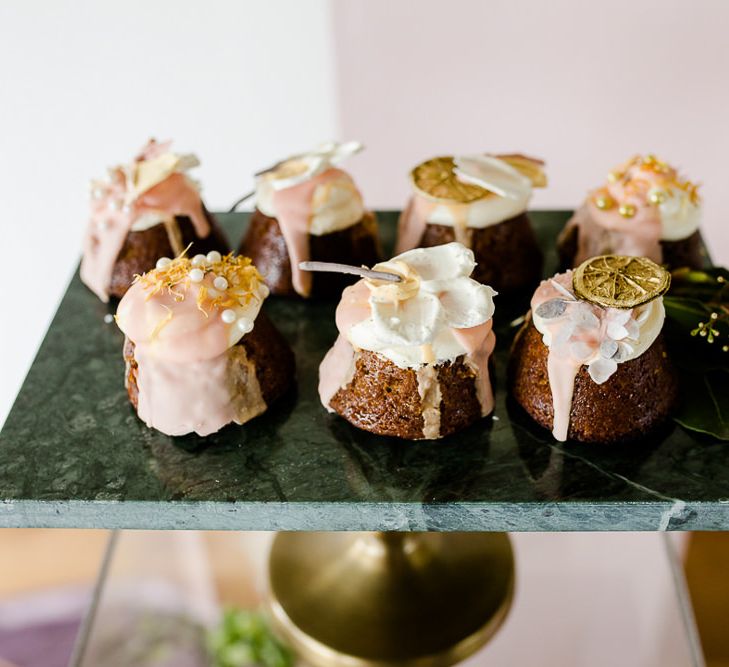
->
156, 257, 172, 269
108, 199, 121, 211
191, 254, 207, 267
237, 318, 254, 334
213, 276, 228, 291
189, 268, 205, 283
221, 309, 237, 324
206, 250, 222, 264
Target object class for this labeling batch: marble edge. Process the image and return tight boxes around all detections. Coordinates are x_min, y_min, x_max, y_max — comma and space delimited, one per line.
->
1, 499, 727, 532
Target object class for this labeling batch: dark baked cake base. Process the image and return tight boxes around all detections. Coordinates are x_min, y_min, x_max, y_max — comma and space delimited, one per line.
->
124, 311, 294, 416
415, 212, 543, 294
239, 208, 381, 298
557, 225, 704, 271
110, 210, 229, 299
508, 321, 679, 444
329, 350, 486, 440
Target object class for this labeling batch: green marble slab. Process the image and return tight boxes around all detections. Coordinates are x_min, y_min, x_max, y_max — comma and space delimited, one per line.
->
0, 211, 727, 532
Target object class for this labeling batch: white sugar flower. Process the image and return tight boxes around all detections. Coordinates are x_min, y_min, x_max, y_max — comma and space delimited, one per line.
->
535, 278, 646, 385
453, 154, 532, 200
363, 243, 497, 347
258, 140, 363, 191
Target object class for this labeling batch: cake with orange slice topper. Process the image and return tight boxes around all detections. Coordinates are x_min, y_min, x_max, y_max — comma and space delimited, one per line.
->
396, 154, 546, 295
81, 139, 229, 302
315, 242, 497, 440
558, 154, 704, 269
115, 251, 294, 436
509, 254, 678, 444
238, 141, 381, 299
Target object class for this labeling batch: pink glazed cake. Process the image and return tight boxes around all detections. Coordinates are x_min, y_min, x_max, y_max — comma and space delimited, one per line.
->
116, 252, 294, 437
558, 154, 704, 269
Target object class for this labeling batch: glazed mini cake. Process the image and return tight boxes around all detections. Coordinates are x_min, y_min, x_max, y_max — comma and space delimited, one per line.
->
239, 141, 380, 299
81, 139, 228, 302
396, 154, 546, 294
319, 243, 497, 440
116, 252, 294, 436
509, 255, 678, 444
558, 154, 703, 269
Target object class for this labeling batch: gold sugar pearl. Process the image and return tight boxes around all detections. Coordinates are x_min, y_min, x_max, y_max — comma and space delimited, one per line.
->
595, 194, 614, 210
648, 189, 667, 205
618, 203, 636, 218
607, 171, 621, 183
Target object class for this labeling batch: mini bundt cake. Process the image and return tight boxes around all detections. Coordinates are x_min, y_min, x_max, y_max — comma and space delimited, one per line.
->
318, 243, 497, 440
558, 154, 704, 270
396, 154, 546, 294
81, 139, 228, 302
115, 252, 294, 436
509, 255, 678, 444
239, 141, 380, 299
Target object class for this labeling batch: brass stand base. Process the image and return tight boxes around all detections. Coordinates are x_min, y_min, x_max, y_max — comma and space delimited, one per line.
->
267, 532, 514, 667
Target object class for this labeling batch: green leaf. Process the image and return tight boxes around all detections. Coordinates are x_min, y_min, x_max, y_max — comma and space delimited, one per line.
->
208, 609, 294, 667
674, 369, 729, 441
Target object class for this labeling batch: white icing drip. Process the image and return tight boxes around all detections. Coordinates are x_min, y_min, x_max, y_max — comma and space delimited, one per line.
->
416, 365, 442, 439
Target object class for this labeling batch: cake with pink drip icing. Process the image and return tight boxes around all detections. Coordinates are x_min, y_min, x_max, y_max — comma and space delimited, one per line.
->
115, 252, 294, 437
239, 142, 381, 299
318, 243, 497, 440
509, 254, 678, 444
81, 139, 229, 302
395, 153, 546, 295
558, 154, 704, 270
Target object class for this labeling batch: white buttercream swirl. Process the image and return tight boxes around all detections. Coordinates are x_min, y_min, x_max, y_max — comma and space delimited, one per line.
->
255, 141, 365, 236
347, 243, 497, 368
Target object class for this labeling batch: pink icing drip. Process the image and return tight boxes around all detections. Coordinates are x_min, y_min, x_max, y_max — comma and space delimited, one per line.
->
530, 275, 582, 441
318, 334, 356, 411
270, 168, 356, 297
134, 346, 237, 437
565, 163, 678, 266
395, 196, 436, 254
452, 321, 496, 416
116, 273, 232, 363
117, 273, 254, 436
81, 170, 209, 302
568, 200, 662, 266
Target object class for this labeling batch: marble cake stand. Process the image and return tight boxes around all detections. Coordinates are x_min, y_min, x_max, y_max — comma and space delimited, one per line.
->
0, 212, 723, 666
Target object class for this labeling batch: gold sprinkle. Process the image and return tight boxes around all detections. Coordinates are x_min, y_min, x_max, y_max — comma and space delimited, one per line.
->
595, 194, 614, 210
619, 203, 636, 218
648, 189, 666, 205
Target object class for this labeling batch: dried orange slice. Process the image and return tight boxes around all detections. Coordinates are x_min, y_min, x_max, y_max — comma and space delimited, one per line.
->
497, 154, 547, 187
572, 255, 670, 309
411, 156, 490, 203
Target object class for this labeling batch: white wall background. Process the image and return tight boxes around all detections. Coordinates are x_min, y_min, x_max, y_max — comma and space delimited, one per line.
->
0, 0, 338, 424
1, 0, 728, 425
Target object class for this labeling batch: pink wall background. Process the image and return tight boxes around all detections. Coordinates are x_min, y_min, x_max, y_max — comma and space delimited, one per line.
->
332, 0, 729, 263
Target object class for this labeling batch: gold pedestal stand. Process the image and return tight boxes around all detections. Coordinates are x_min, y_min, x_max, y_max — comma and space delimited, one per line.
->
266, 532, 514, 667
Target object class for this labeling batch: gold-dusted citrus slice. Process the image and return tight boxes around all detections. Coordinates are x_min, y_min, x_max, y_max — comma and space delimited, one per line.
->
572, 255, 671, 309
411, 156, 491, 203
496, 154, 547, 188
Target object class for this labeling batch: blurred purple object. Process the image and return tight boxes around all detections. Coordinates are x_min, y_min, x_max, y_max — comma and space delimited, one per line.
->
0, 586, 89, 667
